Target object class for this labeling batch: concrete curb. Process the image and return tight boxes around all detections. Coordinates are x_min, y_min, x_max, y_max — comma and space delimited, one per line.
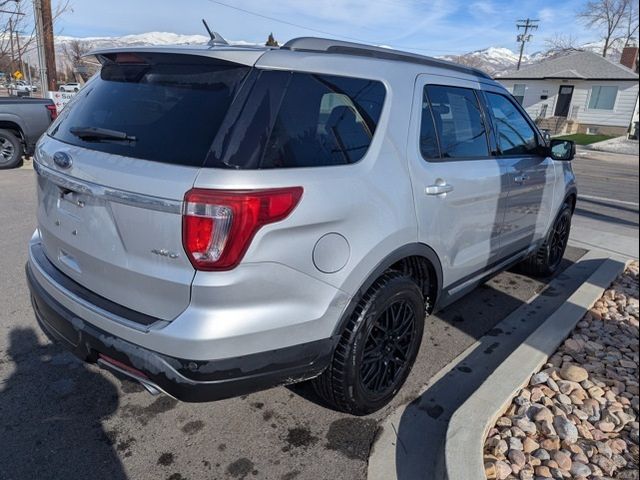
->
443, 255, 627, 480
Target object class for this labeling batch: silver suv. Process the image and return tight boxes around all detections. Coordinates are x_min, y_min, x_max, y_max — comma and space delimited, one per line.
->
26, 38, 576, 415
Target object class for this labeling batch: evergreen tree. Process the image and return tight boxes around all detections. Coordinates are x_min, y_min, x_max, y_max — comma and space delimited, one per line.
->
265, 33, 279, 47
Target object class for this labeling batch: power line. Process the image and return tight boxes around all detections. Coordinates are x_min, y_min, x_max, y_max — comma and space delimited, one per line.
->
203, 0, 471, 55
205, 0, 374, 44
516, 18, 538, 70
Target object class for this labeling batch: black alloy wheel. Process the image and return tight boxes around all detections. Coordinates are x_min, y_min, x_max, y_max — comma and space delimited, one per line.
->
359, 299, 418, 398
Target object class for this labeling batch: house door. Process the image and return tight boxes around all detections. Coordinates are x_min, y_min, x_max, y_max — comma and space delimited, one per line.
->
554, 85, 574, 117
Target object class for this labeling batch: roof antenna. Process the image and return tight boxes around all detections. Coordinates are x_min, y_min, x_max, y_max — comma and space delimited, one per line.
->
202, 19, 229, 46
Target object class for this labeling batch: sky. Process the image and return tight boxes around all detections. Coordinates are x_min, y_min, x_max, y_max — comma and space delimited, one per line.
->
51, 0, 598, 55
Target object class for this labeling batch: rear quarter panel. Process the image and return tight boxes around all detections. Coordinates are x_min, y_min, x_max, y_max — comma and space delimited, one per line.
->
193, 54, 421, 298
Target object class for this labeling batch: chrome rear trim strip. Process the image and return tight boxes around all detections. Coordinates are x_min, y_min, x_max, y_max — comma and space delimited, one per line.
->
33, 160, 183, 214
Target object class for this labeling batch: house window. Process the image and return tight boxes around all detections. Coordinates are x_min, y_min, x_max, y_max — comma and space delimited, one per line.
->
588, 86, 618, 110
539, 104, 548, 118
512, 84, 526, 105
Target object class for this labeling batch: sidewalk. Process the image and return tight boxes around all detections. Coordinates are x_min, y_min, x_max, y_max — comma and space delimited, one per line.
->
585, 137, 639, 156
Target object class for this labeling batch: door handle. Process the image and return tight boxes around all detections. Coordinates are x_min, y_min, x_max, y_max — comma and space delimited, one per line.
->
425, 182, 454, 196
514, 173, 530, 184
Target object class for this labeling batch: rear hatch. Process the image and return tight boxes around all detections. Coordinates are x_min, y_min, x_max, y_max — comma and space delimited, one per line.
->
35, 51, 253, 320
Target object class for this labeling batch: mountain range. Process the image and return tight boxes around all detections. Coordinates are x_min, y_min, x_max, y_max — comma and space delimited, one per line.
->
44, 31, 614, 76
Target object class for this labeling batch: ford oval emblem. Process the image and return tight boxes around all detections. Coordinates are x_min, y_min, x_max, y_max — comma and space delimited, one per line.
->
53, 151, 72, 169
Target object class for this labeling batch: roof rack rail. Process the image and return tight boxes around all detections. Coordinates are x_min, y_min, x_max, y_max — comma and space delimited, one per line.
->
281, 37, 492, 80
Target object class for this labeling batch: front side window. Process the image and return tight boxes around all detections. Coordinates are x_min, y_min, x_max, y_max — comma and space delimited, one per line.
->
588, 86, 618, 110
486, 92, 538, 155
208, 71, 386, 169
424, 85, 489, 158
512, 84, 526, 105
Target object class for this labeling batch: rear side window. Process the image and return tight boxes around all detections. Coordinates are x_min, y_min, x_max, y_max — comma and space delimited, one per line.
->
419, 89, 440, 159
485, 92, 538, 155
49, 54, 250, 166
424, 85, 489, 158
208, 71, 385, 169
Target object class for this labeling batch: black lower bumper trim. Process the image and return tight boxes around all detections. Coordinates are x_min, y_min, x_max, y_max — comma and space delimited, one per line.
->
26, 262, 334, 402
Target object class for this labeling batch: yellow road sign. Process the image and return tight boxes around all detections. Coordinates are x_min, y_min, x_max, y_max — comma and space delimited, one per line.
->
13, 71, 23, 80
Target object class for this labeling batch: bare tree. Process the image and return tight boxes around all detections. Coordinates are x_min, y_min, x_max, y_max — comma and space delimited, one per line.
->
61, 39, 94, 81
622, 0, 639, 46
578, 0, 631, 57
544, 34, 582, 55
0, 1, 71, 81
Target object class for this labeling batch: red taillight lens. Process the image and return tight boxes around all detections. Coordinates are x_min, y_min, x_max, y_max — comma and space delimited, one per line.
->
46, 104, 58, 121
182, 187, 303, 271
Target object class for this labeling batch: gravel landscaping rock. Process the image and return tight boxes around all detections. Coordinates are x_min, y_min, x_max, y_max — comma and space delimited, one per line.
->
484, 261, 639, 479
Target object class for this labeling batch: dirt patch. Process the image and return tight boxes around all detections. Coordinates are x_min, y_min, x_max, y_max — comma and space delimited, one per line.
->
181, 420, 204, 434
226, 457, 255, 479
284, 426, 318, 450
122, 396, 178, 425
157, 452, 174, 466
325, 418, 378, 461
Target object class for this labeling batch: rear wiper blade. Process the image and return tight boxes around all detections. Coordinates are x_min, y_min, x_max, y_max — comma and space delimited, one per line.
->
69, 126, 136, 142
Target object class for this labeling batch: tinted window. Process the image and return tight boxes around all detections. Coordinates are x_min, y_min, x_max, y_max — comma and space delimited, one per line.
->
208, 71, 385, 169
486, 92, 538, 155
50, 54, 250, 166
419, 89, 440, 159
425, 85, 489, 158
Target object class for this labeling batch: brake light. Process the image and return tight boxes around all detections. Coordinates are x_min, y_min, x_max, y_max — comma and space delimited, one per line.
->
182, 187, 303, 271
46, 104, 58, 121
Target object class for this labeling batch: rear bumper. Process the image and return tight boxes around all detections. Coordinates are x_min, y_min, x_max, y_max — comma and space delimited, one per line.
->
26, 260, 334, 402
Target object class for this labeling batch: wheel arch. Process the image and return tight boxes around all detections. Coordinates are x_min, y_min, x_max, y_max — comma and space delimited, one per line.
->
564, 187, 577, 212
0, 118, 26, 143
331, 243, 443, 338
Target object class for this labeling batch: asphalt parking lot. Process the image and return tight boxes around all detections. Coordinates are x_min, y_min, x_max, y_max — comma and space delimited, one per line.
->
0, 149, 637, 480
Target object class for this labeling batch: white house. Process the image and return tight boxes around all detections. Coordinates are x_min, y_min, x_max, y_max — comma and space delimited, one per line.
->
496, 50, 639, 136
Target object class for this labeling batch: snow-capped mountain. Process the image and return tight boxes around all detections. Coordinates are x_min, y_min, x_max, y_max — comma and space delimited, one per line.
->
55, 32, 211, 49
437, 40, 624, 75
30, 31, 617, 77
23, 31, 261, 69
54, 31, 265, 49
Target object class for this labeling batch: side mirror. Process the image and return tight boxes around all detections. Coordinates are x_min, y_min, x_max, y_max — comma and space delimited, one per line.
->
549, 139, 575, 161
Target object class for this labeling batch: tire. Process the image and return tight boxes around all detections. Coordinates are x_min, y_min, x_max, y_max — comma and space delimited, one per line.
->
0, 129, 24, 169
312, 273, 425, 415
518, 202, 572, 277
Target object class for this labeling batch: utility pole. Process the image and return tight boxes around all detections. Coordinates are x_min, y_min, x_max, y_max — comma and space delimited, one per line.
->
40, 0, 57, 91
516, 18, 539, 70
32, 0, 49, 94
15, 25, 24, 78
8, 17, 16, 74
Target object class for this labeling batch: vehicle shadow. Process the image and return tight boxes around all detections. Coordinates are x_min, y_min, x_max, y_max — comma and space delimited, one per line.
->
0, 328, 127, 480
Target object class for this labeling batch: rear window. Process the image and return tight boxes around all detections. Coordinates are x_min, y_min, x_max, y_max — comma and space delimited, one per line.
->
207, 70, 386, 169
49, 54, 250, 166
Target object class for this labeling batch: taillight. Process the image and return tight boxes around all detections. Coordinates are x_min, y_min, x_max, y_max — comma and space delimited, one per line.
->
182, 187, 303, 271
45, 104, 58, 121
